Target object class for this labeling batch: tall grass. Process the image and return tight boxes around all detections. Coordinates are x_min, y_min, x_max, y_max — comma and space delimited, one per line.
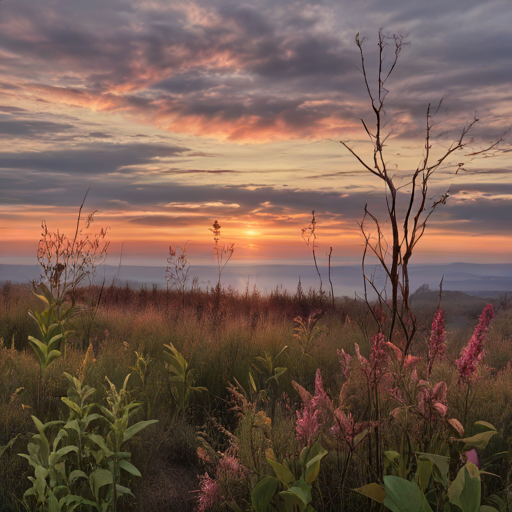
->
0, 281, 511, 511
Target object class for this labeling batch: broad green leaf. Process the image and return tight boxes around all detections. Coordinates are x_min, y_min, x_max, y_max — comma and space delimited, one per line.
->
62, 398, 81, 415
252, 476, 279, 512
461, 431, 498, 450
383, 476, 433, 512
479, 507, 499, 512
278, 480, 311, 510
267, 458, 295, 485
88, 434, 114, 457
417, 453, 450, 486
69, 470, 87, 483
305, 442, 325, 463
305, 446, 327, 484
64, 419, 80, 433
474, 421, 496, 433
115, 484, 134, 497
354, 483, 386, 503
122, 419, 158, 443
89, 469, 113, 502
416, 460, 433, 492
48, 493, 59, 512
448, 463, 481, 512
118, 459, 141, 477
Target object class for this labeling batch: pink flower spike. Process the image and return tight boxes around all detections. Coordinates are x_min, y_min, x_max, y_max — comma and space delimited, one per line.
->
197, 474, 221, 512
427, 309, 446, 377
456, 304, 494, 384
337, 349, 351, 379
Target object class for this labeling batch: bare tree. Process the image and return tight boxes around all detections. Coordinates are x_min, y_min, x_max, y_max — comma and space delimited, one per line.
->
340, 31, 501, 356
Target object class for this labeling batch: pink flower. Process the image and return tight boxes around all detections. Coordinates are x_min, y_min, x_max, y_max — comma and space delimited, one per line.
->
217, 455, 248, 479
428, 309, 446, 377
331, 409, 377, 449
197, 474, 221, 512
417, 381, 448, 420
355, 333, 388, 383
311, 369, 332, 413
466, 449, 479, 468
337, 349, 351, 379
456, 304, 494, 383
294, 369, 332, 446
295, 402, 319, 446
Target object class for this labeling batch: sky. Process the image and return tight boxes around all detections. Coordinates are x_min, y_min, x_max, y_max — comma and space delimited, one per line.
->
1, 0, 512, 269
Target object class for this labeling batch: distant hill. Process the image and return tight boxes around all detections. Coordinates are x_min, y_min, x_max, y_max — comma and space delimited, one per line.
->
1, 262, 512, 298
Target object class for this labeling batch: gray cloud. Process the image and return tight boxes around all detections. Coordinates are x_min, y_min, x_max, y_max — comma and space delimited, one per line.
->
1, 0, 510, 140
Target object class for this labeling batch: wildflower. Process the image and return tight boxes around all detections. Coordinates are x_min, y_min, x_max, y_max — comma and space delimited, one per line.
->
465, 449, 479, 468
331, 409, 377, 450
337, 349, 351, 379
293, 369, 332, 445
197, 473, 221, 512
456, 304, 494, 383
217, 455, 248, 480
78, 341, 96, 380
417, 380, 448, 420
427, 309, 446, 377
311, 369, 332, 413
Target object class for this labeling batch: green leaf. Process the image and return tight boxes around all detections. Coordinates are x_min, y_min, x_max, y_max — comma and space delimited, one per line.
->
252, 476, 279, 512
448, 463, 481, 512
417, 452, 450, 486
267, 458, 295, 486
122, 419, 158, 443
62, 398, 82, 415
461, 431, 498, 450
118, 459, 141, 477
115, 484, 134, 497
383, 476, 433, 512
69, 470, 87, 483
474, 421, 496, 433
354, 483, 386, 503
416, 460, 433, 493
479, 507, 500, 512
89, 469, 113, 502
88, 434, 114, 457
278, 481, 312, 511
304, 446, 327, 484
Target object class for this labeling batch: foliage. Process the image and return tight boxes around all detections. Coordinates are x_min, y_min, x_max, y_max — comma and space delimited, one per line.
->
19, 372, 157, 512
28, 284, 76, 374
251, 441, 327, 512
163, 342, 207, 415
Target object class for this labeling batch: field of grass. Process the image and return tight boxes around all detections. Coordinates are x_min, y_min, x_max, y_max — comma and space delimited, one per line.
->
1, 281, 512, 511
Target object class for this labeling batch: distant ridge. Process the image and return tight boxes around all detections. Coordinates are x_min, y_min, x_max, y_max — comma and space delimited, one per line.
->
2, 262, 512, 298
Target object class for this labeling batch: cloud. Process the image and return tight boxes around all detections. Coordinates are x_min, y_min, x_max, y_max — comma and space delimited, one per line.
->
0, 141, 192, 176
0, 117, 74, 137
2, 0, 509, 142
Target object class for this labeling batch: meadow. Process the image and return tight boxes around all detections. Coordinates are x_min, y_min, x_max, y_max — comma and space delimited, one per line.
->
1, 278, 512, 512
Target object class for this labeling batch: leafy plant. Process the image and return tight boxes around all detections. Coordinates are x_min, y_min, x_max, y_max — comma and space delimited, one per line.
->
163, 343, 207, 415
252, 441, 328, 512
28, 283, 76, 373
19, 372, 157, 512
356, 421, 500, 512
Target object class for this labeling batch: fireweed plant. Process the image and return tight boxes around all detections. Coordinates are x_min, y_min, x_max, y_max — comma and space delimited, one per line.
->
456, 304, 495, 425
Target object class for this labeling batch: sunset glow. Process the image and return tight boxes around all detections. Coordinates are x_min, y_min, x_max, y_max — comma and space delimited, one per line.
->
1, 0, 511, 271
